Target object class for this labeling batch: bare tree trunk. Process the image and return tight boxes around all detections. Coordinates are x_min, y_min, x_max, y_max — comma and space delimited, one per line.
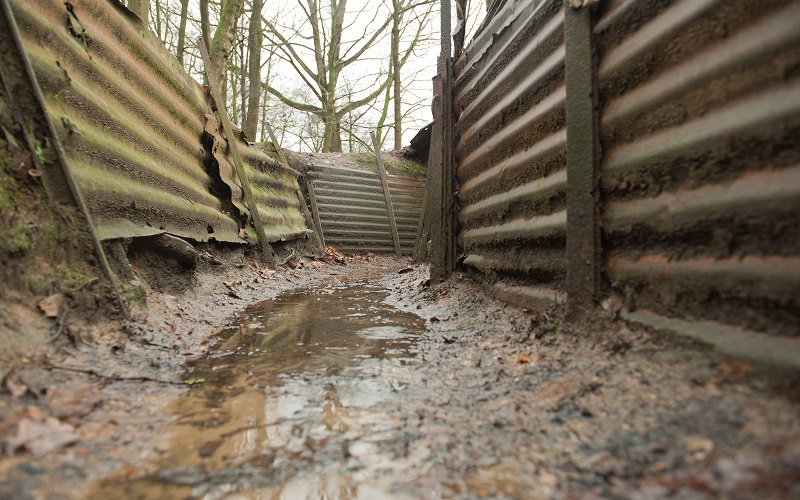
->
391, 0, 402, 150
244, 0, 263, 140
129, 0, 150, 25
176, 0, 189, 65
210, 0, 246, 97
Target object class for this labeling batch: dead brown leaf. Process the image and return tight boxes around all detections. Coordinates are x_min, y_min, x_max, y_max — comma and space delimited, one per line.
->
45, 385, 103, 419
38, 294, 65, 318
3, 408, 79, 456
518, 354, 531, 364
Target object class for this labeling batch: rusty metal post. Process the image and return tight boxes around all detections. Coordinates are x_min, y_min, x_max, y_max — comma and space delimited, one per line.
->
564, 1, 600, 319
306, 181, 326, 248
371, 131, 402, 257
431, 0, 455, 283
198, 37, 276, 267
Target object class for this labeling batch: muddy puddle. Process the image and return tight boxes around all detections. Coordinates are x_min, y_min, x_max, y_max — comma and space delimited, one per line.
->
96, 280, 426, 498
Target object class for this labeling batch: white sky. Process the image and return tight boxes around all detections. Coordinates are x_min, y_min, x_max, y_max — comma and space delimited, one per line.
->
160, 0, 487, 151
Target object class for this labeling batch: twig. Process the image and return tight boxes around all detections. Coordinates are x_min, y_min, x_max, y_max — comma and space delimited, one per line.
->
45, 363, 185, 385
49, 309, 68, 343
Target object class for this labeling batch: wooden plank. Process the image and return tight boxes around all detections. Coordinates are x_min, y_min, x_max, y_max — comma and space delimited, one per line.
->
198, 37, 275, 266
564, 2, 600, 319
413, 185, 429, 262
371, 131, 402, 257
307, 180, 326, 248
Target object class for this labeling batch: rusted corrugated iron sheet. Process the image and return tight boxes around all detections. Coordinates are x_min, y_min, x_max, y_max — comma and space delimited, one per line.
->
306, 165, 424, 254
454, 0, 567, 309
597, 0, 800, 340
10, 0, 308, 245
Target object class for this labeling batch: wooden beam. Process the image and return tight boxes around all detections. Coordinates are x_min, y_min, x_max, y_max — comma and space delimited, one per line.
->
198, 37, 275, 266
371, 131, 402, 257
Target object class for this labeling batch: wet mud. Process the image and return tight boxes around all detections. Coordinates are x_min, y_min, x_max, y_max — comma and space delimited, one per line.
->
2, 256, 800, 499
98, 280, 426, 498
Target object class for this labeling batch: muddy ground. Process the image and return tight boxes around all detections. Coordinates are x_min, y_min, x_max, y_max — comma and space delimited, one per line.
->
1, 250, 799, 499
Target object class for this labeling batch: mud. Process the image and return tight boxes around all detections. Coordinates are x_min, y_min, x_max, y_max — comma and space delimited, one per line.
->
2, 253, 800, 499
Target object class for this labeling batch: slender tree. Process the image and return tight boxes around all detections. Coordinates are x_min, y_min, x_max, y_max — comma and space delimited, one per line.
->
262, 0, 395, 152
244, 0, 263, 140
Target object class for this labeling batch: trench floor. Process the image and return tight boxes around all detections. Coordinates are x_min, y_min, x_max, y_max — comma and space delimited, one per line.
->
1, 255, 799, 498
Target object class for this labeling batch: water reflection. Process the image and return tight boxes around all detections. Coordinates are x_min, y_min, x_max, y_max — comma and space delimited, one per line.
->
109, 282, 425, 498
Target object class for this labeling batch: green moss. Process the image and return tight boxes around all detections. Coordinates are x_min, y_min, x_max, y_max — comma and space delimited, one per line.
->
0, 172, 18, 216
123, 282, 145, 304
356, 152, 425, 178
0, 227, 33, 254
58, 263, 97, 291
29, 276, 51, 296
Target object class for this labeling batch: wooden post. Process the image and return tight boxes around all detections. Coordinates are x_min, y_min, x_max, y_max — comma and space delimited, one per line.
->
564, 2, 600, 319
413, 186, 429, 262
306, 181, 325, 248
198, 37, 275, 266
370, 131, 402, 257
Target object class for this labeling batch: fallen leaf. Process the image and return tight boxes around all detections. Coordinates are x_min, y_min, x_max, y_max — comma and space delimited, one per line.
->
286, 260, 297, 269
310, 260, 324, 268
440, 289, 448, 296
518, 354, 531, 364
38, 294, 65, 318
398, 267, 414, 274
290, 271, 299, 278
4, 415, 79, 456
248, 259, 260, 269
419, 279, 431, 287
45, 385, 103, 419
171, 323, 177, 332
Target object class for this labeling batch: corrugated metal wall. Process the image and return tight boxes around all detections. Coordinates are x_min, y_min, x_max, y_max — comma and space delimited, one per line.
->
448, 0, 800, 351
596, 0, 800, 338
454, 0, 568, 307
10, 0, 309, 245
306, 164, 424, 254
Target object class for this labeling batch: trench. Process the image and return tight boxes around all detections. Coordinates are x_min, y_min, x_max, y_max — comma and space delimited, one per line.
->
98, 278, 427, 498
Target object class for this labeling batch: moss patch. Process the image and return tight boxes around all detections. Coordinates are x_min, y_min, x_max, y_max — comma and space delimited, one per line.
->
356, 152, 425, 178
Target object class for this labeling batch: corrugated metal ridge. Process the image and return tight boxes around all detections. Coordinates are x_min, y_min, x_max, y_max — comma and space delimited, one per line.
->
308, 165, 424, 185
25, 39, 205, 168
459, 129, 566, 199
314, 193, 394, 208
459, 210, 567, 247
459, 168, 567, 225
603, 2, 800, 128
593, 0, 642, 34
604, 165, 800, 234
20, 1, 204, 137
602, 81, 800, 182
492, 283, 566, 309
458, 80, 566, 162
48, 108, 214, 206
463, 253, 566, 274
71, 159, 238, 241
15, 0, 244, 243
622, 310, 800, 370
458, 83, 566, 178
598, 0, 722, 80
455, 3, 563, 111
457, 43, 564, 134
454, 0, 519, 75
607, 254, 800, 299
